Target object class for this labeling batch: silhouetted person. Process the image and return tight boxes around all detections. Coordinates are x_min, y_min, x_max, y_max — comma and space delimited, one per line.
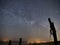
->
19, 38, 22, 45
48, 18, 58, 45
8, 40, 12, 45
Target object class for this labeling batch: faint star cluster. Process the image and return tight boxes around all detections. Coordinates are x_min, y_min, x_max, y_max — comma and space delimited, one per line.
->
0, 0, 60, 41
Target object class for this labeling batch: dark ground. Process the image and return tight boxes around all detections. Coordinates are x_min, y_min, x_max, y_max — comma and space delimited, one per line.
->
0, 41, 60, 45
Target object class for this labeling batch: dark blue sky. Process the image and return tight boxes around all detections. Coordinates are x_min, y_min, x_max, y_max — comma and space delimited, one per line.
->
0, 0, 60, 42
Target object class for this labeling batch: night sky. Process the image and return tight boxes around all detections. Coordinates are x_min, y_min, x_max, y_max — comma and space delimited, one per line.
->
0, 0, 60, 42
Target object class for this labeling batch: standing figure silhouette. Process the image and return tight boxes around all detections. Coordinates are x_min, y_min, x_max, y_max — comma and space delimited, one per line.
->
8, 40, 12, 45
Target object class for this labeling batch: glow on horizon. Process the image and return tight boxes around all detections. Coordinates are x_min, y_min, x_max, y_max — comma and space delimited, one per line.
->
27, 38, 47, 43
1, 38, 9, 42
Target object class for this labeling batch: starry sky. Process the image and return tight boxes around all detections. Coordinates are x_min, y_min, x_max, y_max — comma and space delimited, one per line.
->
0, 0, 60, 42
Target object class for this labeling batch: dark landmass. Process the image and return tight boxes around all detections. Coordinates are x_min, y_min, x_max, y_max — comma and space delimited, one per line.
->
0, 41, 60, 45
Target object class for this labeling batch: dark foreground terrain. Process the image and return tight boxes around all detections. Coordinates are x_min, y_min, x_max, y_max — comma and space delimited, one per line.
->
0, 41, 60, 45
